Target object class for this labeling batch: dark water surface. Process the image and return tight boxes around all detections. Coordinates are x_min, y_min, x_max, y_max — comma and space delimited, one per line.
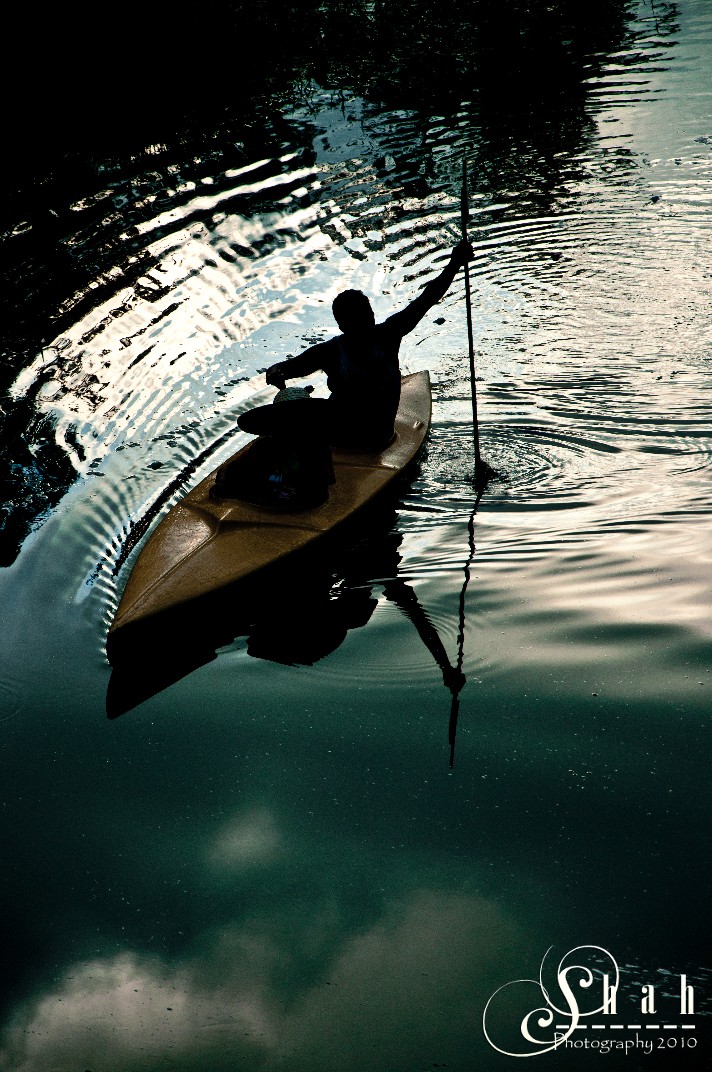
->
1, 1, 711, 1069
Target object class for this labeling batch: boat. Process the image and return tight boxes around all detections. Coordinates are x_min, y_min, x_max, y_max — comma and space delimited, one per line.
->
105, 495, 418, 718
107, 370, 432, 660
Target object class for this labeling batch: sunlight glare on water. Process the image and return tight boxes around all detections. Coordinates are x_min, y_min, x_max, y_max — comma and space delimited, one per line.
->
5, 0, 710, 692
0, 1, 711, 1069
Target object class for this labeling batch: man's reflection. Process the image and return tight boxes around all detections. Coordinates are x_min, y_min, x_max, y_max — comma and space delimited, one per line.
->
106, 486, 466, 719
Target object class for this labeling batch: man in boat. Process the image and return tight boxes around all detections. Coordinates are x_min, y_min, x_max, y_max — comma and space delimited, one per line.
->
213, 238, 474, 508
265, 238, 474, 452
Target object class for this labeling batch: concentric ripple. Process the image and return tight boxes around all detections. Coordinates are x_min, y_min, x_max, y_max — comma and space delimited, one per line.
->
0, 0, 709, 689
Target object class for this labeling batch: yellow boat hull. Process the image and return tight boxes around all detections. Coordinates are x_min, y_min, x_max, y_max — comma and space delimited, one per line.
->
109, 371, 431, 640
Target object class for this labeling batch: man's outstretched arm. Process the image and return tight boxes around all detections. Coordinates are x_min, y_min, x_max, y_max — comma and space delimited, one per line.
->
265, 342, 332, 390
386, 239, 473, 337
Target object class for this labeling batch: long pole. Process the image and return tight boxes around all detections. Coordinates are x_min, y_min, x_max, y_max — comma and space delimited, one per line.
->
461, 158, 482, 469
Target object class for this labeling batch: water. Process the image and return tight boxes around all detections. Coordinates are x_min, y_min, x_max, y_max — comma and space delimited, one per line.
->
1, 1, 711, 1069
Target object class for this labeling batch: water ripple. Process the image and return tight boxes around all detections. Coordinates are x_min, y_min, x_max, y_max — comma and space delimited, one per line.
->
3, 4, 710, 624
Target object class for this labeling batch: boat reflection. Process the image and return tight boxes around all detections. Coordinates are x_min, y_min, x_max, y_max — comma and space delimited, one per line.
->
106, 474, 468, 722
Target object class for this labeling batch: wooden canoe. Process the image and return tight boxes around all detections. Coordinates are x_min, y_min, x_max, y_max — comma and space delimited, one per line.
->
108, 371, 431, 644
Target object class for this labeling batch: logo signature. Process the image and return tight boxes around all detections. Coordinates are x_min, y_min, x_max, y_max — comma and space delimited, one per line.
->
483, 945, 697, 1058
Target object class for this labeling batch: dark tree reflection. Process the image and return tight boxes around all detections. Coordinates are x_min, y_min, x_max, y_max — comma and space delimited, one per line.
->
0, 0, 679, 565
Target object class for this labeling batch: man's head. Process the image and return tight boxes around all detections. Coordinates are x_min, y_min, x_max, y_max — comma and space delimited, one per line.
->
332, 289, 375, 337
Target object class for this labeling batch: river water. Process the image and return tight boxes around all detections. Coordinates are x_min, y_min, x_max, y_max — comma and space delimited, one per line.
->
0, 1, 710, 1069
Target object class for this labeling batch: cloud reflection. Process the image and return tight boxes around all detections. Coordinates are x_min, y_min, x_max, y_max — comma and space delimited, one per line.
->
209, 809, 282, 870
0, 891, 524, 1072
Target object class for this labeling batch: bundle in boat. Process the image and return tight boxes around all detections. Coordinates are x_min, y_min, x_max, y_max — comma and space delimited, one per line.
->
106, 371, 432, 665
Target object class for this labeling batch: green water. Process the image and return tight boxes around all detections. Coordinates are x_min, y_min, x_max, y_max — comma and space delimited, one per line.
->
1, 1, 711, 1069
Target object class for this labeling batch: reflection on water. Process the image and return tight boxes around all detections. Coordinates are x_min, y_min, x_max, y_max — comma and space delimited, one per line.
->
106, 484, 469, 720
2, 0, 696, 564
1, 0, 712, 1068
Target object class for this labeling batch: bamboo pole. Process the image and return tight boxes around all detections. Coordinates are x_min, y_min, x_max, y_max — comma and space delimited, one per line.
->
461, 157, 482, 469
